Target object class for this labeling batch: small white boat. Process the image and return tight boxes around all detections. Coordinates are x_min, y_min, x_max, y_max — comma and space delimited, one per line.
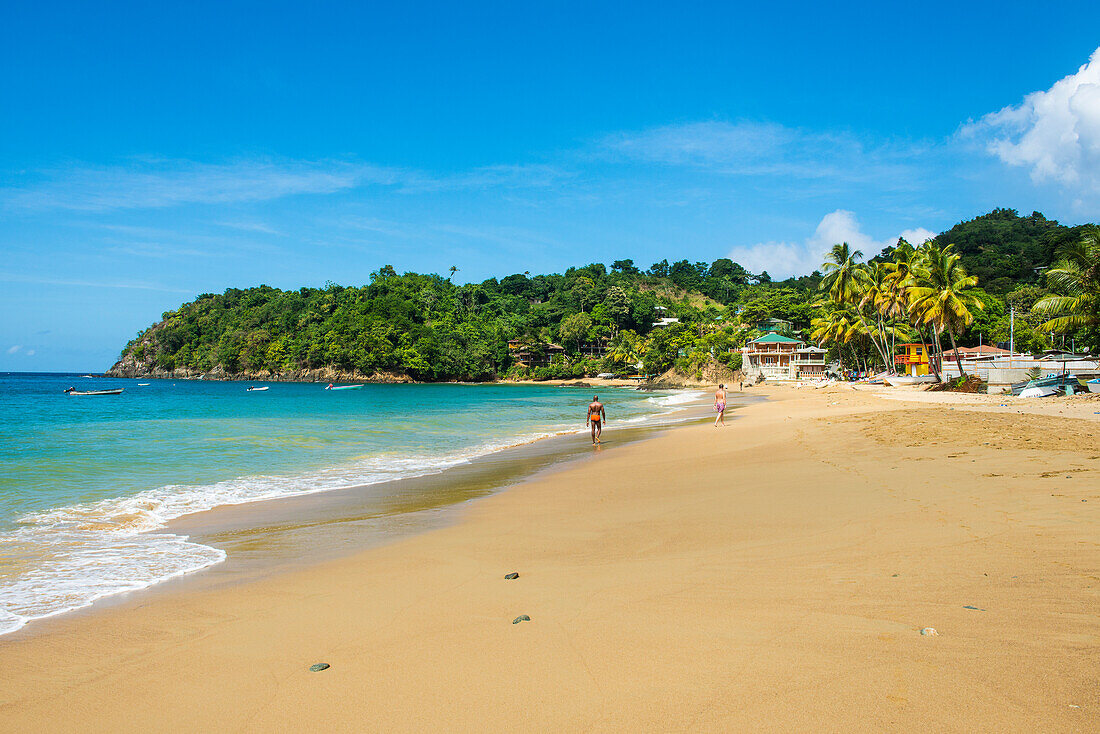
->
65, 387, 123, 396
1087, 378, 1100, 394
1020, 386, 1057, 398
137, 383, 150, 386
883, 374, 937, 386
325, 383, 364, 390
246, 386, 270, 392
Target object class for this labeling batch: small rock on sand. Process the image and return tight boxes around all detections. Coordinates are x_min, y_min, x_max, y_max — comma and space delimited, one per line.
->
920, 627, 938, 636
512, 615, 531, 624
309, 663, 330, 672
505, 572, 519, 580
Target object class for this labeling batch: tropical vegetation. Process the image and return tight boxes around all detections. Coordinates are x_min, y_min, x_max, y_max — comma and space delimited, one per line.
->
112, 210, 1099, 381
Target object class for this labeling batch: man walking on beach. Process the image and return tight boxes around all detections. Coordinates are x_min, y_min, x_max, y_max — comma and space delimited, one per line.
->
587, 396, 605, 444
714, 384, 726, 427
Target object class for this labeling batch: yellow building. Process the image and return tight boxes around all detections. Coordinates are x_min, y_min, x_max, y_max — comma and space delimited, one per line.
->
894, 343, 930, 376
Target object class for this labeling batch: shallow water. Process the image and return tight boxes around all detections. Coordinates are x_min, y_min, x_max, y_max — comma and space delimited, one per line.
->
0, 373, 699, 634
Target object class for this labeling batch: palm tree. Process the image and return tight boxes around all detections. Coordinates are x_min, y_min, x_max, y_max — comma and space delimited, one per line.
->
858, 262, 904, 369
606, 333, 642, 371
820, 243, 866, 304
886, 240, 945, 380
1033, 229, 1100, 344
811, 304, 871, 372
908, 244, 985, 377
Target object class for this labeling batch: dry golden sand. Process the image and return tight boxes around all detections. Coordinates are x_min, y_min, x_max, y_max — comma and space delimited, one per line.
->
0, 386, 1097, 732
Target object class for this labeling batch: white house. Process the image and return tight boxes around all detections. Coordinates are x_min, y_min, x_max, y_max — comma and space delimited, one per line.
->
741, 333, 826, 380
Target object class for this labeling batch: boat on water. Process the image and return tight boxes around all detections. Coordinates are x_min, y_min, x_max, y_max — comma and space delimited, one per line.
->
325, 383, 364, 390
1086, 378, 1100, 394
883, 374, 937, 386
246, 386, 270, 392
137, 383, 150, 386
65, 387, 124, 396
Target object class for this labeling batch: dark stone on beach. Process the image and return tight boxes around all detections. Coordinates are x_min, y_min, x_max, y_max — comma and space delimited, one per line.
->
310, 663, 330, 672
962, 605, 985, 611
505, 572, 519, 580
512, 615, 530, 624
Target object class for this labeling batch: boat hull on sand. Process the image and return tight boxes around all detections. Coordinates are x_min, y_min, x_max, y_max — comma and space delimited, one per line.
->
1087, 379, 1100, 394
1020, 386, 1058, 398
883, 375, 937, 386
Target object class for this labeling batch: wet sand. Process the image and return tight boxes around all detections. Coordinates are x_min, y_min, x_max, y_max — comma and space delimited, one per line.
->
0, 385, 1097, 731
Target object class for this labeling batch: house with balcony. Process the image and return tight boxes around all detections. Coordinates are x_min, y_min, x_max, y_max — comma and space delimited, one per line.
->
792, 345, 827, 378
894, 343, 931, 377
742, 334, 826, 380
508, 340, 565, 369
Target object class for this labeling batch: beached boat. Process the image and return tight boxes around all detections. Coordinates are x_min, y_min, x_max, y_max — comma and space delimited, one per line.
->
1086, 378, 1100, 394
883, 374, 937, 386
1012, 374, 1082, 397
65, 387, 123, 396
246, 386, 269, 392
324, 383, 364, 390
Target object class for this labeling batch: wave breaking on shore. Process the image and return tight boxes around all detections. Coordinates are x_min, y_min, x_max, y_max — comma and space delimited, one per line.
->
0, 390, 706, 636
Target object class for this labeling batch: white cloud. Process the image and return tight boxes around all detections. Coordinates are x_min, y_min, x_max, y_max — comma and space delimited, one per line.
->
0, 271, 193, 293
25, 350, 35, 356
1, 159, 402, 212
6, 345, 21, 354
215, 220, 284, 236
962, 47, 1100, 197
600, 120, 922, 183
728, 210, 935, 278
0, 157, 574, 213
429, 164, 570, 191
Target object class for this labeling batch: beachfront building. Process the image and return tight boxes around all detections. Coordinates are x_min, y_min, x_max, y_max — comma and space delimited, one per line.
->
741, 334, 826, 380
508, 340, 564, 368
578, 338, 609, 358
940, 344, 1010, 363
894, 343, 931, 377
793, 345, 828, 378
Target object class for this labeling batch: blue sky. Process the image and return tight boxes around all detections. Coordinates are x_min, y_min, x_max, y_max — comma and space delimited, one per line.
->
3, 1, 1100, 371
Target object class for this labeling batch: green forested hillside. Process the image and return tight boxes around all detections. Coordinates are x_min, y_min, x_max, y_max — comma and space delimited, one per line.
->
111, 209, 1098, 380
113, 262, 758, 381
930, 209, 1091, 294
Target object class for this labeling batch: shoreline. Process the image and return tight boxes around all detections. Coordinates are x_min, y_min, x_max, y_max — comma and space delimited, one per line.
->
97, 371, 664, 390
2, 385, 1096, 730
0, 385, 721, 639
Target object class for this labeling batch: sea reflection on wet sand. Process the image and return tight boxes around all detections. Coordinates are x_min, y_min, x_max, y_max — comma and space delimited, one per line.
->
171, 420, 674, 575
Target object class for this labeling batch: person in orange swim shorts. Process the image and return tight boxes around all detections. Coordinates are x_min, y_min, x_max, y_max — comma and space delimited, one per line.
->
586, 395, 606, 444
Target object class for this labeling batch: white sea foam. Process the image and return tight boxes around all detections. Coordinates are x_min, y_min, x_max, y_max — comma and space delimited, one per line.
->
0, 429, 575, 634
0, 393, 705, 635
647, 390, 706, 407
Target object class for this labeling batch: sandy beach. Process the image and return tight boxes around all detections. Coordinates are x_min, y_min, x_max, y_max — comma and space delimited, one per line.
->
1, 386, 1097, 731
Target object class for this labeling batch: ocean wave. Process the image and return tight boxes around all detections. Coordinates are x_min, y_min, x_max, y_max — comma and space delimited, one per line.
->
647, 390, 706, 407
0, 393, 705, 635
0, 429, 576, 634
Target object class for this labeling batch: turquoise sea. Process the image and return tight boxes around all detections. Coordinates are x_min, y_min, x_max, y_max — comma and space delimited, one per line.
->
0, 373, 700, 635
